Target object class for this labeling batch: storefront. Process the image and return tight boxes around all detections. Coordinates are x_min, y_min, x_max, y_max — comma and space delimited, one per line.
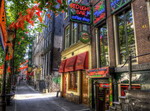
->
59, 48, 91, 105
87, 67, 113, 111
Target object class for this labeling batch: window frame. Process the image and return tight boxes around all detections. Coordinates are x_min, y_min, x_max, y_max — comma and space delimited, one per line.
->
64, 25, 70, 49
98, 24, 109, 67
114, 7, 137, 66
68, 72, 78, 91
71, 23, 79, 45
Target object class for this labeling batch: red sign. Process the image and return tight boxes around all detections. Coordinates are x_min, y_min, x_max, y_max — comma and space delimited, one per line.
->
75, 52, 88, 70
59, 60, 66, 73
86, 67, 109, 78
65, 56, 77, 72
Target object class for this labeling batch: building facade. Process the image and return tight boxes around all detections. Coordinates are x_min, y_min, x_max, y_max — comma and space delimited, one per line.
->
32, 11, 63, 92
60, 0, 150, 111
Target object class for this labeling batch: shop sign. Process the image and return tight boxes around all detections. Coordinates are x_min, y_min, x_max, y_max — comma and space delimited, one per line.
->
110, 0, 131, 13
69, 2, 92, 24
93, 0, 106, 25
99, 83, 110, 88
80, 32, 90, 44
86, 67, 109, 78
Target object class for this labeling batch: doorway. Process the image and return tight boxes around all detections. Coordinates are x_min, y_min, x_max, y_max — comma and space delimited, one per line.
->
94, 79, 110, 111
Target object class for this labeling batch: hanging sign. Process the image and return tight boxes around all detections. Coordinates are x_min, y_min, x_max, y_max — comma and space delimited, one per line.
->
86, 67, 109, 78
110, 0, 131, 13
80, 32, 90, 43
93, 0, 106, 25
69, 2, 92, 24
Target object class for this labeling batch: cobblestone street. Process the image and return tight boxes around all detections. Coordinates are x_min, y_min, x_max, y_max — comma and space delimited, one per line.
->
6, 81, 91, 111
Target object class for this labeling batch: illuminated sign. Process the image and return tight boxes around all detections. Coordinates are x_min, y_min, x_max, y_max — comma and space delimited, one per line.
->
110, 0, 131, 13
93, 0, 106, 25
69, 3, 92, 24
86, 67, 109, 78
80, 32, 90, 43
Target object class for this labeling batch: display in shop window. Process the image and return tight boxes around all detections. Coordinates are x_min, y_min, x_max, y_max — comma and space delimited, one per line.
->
93, 0, 106, 25
69, 2, 92, 24
110, 0, 131, 13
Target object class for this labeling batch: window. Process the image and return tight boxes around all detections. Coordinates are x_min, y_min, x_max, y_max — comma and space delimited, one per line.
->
71, 23, 78, 44
99, 25, 109, 67
117, 10, 136, 64
68, 72, 77, 90
82, 24, 88, 31
64, 25, 70, 48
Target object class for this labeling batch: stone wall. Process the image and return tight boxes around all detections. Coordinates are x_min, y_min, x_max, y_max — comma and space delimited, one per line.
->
66, 93, 80, 104
110, 90, 150, 111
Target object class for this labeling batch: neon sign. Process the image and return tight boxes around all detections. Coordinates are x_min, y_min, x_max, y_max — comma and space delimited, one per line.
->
110, 0, 131, 13
69, 3, 92, 24
93, 0, 106, 25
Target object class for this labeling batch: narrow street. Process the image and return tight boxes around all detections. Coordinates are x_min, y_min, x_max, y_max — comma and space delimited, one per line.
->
7, 81, 91, 111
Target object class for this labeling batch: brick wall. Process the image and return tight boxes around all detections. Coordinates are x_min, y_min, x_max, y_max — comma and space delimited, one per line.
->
132, 0, 150, 64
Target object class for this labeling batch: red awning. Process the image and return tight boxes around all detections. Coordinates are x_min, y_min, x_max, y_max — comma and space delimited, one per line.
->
65, 56, 77, 72
75, 51, 88, 70
59, 60, 66, 73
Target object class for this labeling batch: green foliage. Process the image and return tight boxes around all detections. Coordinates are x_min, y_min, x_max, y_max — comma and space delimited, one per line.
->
0, 45, 4, 66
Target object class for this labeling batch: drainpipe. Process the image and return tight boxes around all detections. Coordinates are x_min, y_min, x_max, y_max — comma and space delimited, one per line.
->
50, 13, 55, 74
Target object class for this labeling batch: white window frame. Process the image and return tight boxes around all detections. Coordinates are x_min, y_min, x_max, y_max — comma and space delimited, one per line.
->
113, 7, 137, 66
65, 25, 70, 49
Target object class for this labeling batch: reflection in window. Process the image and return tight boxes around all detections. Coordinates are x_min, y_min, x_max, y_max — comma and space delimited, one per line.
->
69, 72, 77, 90
99, 25, 109, 67
71, 23, 78, 44
117, 10, 136, 64
65, 26, 70, 48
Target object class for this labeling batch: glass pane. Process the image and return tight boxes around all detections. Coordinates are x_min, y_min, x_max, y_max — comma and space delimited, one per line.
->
99, 25, 109, 67
82, 24, 88, 31
117, 10, 136, 64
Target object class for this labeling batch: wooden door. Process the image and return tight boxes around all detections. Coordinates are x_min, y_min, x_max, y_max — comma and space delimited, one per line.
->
62, 73, 67, 97
95, 83, 105, 111
81, 71, 88, 105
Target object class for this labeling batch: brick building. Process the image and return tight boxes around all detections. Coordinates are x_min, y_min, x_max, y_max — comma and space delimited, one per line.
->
60, 0, 150, 111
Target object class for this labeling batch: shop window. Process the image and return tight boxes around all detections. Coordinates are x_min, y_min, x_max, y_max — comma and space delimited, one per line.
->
120, 84, 141, 96
99, 25, 109, 67
64, 25, 70, 49
68, 72, 77, 91
116, 10, 136, 64
71, 23, 78, 44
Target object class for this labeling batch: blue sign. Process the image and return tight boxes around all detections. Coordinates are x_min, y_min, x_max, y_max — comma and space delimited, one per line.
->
70, 3, 92, 24
110, 0, 131, 13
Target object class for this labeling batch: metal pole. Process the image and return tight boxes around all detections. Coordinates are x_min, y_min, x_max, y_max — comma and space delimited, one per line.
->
128, 55, 132, 90
1, 45, 8, 111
